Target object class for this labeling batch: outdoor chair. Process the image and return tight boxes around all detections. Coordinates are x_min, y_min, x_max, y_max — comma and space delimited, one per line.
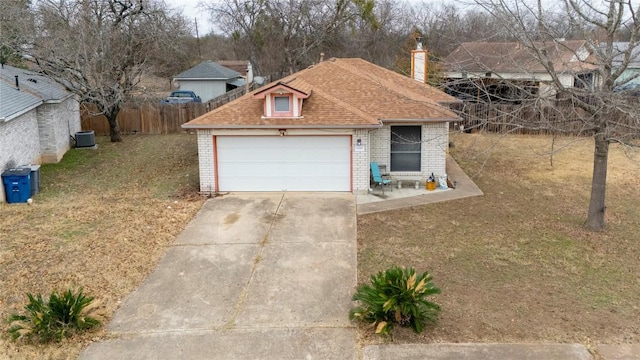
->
370, 162, 392, 194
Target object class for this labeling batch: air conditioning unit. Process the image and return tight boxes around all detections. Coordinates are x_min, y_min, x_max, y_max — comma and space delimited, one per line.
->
75, 131, 96, 148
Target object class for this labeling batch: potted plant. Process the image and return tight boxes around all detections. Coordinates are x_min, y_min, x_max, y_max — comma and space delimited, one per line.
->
426, 173, 436, 191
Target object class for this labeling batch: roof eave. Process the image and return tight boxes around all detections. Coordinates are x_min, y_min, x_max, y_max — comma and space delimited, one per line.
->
173, 77, 234, 81
437, 99, 463, 105
1, 101, 43, 122
182, 123, 382, 130
381, 117, 460, 123
42, 93, 75, 104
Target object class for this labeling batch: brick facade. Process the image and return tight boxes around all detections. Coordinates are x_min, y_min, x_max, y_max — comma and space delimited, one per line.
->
196, 129, 216, 194
370, 122, 448, 183
1, 97, 81, 202
0, 110, 41, 203
194, 125, 447, 195
352, 129, 370, 194
37, 97, 81, 163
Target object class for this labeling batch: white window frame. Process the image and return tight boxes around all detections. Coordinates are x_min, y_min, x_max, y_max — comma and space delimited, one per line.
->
274, 96, 291, 112
390, 125, 422, 172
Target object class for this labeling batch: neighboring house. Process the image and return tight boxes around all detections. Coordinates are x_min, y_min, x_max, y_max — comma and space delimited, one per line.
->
444, 40, 599, 102
610, 42, 640, 87
0, 64, 81, 202
172, 61, 244, 102
182, 53, 460, 194
217, 60, 253, 85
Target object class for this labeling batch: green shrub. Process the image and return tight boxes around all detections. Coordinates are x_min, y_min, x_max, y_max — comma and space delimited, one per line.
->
8, 289, 100, 343
349, 266, 441, 335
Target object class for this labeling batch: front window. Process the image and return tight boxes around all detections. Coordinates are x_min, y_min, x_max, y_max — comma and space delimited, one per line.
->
274, 96, 290, 112
390, 126, 421, 172
575, 73, 594, 90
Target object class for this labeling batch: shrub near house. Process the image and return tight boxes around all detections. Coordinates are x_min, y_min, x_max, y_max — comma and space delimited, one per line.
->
350, 266, 441, 335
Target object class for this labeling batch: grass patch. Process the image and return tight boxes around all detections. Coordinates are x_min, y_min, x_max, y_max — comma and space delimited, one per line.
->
358, 133, 640, 344
0, 134, 204, 359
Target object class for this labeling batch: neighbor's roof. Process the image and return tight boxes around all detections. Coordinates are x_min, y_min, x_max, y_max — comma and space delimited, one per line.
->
217, 60, 251, 75
227, 78, 246, 87
0, 64, 74, 122
0, 65, 72, 102
445, 40, 598, 74
609, 42, 640, 68
174, 61, 242, 80
183, 58, 459, 129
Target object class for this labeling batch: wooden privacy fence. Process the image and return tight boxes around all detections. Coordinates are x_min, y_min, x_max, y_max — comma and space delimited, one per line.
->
449, 102, 636, 136
81, 78, 270, 135
81, 102, 209, 135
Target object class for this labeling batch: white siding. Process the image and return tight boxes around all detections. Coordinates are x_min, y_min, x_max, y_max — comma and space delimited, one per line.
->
178, 80, 228, 102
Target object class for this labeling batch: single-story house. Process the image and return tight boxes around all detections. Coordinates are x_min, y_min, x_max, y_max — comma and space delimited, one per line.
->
0, 64, 81, 202
172, 61, 245, 102
444, 40, 600, 102
182, 53, 460, 194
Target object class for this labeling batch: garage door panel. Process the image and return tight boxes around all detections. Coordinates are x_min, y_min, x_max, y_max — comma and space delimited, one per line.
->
280, 162, 348, 176
218, 162, 284, 177
216, 136, 351, 192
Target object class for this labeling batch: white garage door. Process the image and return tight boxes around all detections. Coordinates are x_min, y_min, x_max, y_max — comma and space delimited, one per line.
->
216, 136, 351, 192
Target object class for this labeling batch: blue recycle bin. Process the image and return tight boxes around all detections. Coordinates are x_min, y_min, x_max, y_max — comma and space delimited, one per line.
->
2, 168, 32, 204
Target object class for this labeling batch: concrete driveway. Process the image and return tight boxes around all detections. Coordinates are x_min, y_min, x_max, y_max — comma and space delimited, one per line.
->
81, 193, 357, 360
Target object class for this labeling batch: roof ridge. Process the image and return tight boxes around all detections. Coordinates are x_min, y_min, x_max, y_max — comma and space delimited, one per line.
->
331, 59, 456, 109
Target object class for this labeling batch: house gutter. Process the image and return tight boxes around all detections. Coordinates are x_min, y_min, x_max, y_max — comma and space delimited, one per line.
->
0, 101, 43, 122
41, 93, 75, 105
181, 123, 383, 130
437, 99, 463, 105
381, 117, 460, 123
173, 77, 233, 81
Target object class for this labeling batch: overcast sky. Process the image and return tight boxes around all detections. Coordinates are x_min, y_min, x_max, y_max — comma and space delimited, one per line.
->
171, 0, 442, 36
171, 0, 213, 35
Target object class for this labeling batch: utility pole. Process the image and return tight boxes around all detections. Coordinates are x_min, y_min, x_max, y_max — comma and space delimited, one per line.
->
195, 17, 202, 60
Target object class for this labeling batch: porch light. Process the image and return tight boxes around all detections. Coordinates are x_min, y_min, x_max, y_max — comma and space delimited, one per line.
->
356, 138, 362, 146
279, 129, 286, 136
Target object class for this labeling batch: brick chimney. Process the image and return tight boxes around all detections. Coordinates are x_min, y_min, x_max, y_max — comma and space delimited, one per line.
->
411, 37, 427, 84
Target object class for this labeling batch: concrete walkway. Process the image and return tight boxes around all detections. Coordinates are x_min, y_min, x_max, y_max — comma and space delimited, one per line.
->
362, 343, 640, 360
357, 155, 484, 215
81, 193, 358, 360
79, 181, 639, 359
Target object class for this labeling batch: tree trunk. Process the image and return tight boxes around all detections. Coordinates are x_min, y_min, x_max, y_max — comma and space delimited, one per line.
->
586, 132, 608, 230
106, 108, 122, 142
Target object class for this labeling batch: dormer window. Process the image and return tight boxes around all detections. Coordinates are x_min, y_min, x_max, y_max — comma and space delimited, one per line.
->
274, 96, 291, 113
254, 79, 311, 118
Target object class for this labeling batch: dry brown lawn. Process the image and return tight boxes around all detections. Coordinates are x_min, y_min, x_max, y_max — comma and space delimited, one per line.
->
0, 134, 204, 359
3, 132, 639, 357
357, 133, 640, 348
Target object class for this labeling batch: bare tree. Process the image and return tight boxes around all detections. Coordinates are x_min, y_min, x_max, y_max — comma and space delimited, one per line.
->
410, 3, 515, 59
0, 0, 34, 66
28, 0, 191, 142
204, 0, 378, 79
466, 0, 640, 230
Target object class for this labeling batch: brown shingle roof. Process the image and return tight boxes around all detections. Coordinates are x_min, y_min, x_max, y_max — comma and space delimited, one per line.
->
445, 40, 598, 74
216, 60, 251, 75
184, 58, 459, 129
